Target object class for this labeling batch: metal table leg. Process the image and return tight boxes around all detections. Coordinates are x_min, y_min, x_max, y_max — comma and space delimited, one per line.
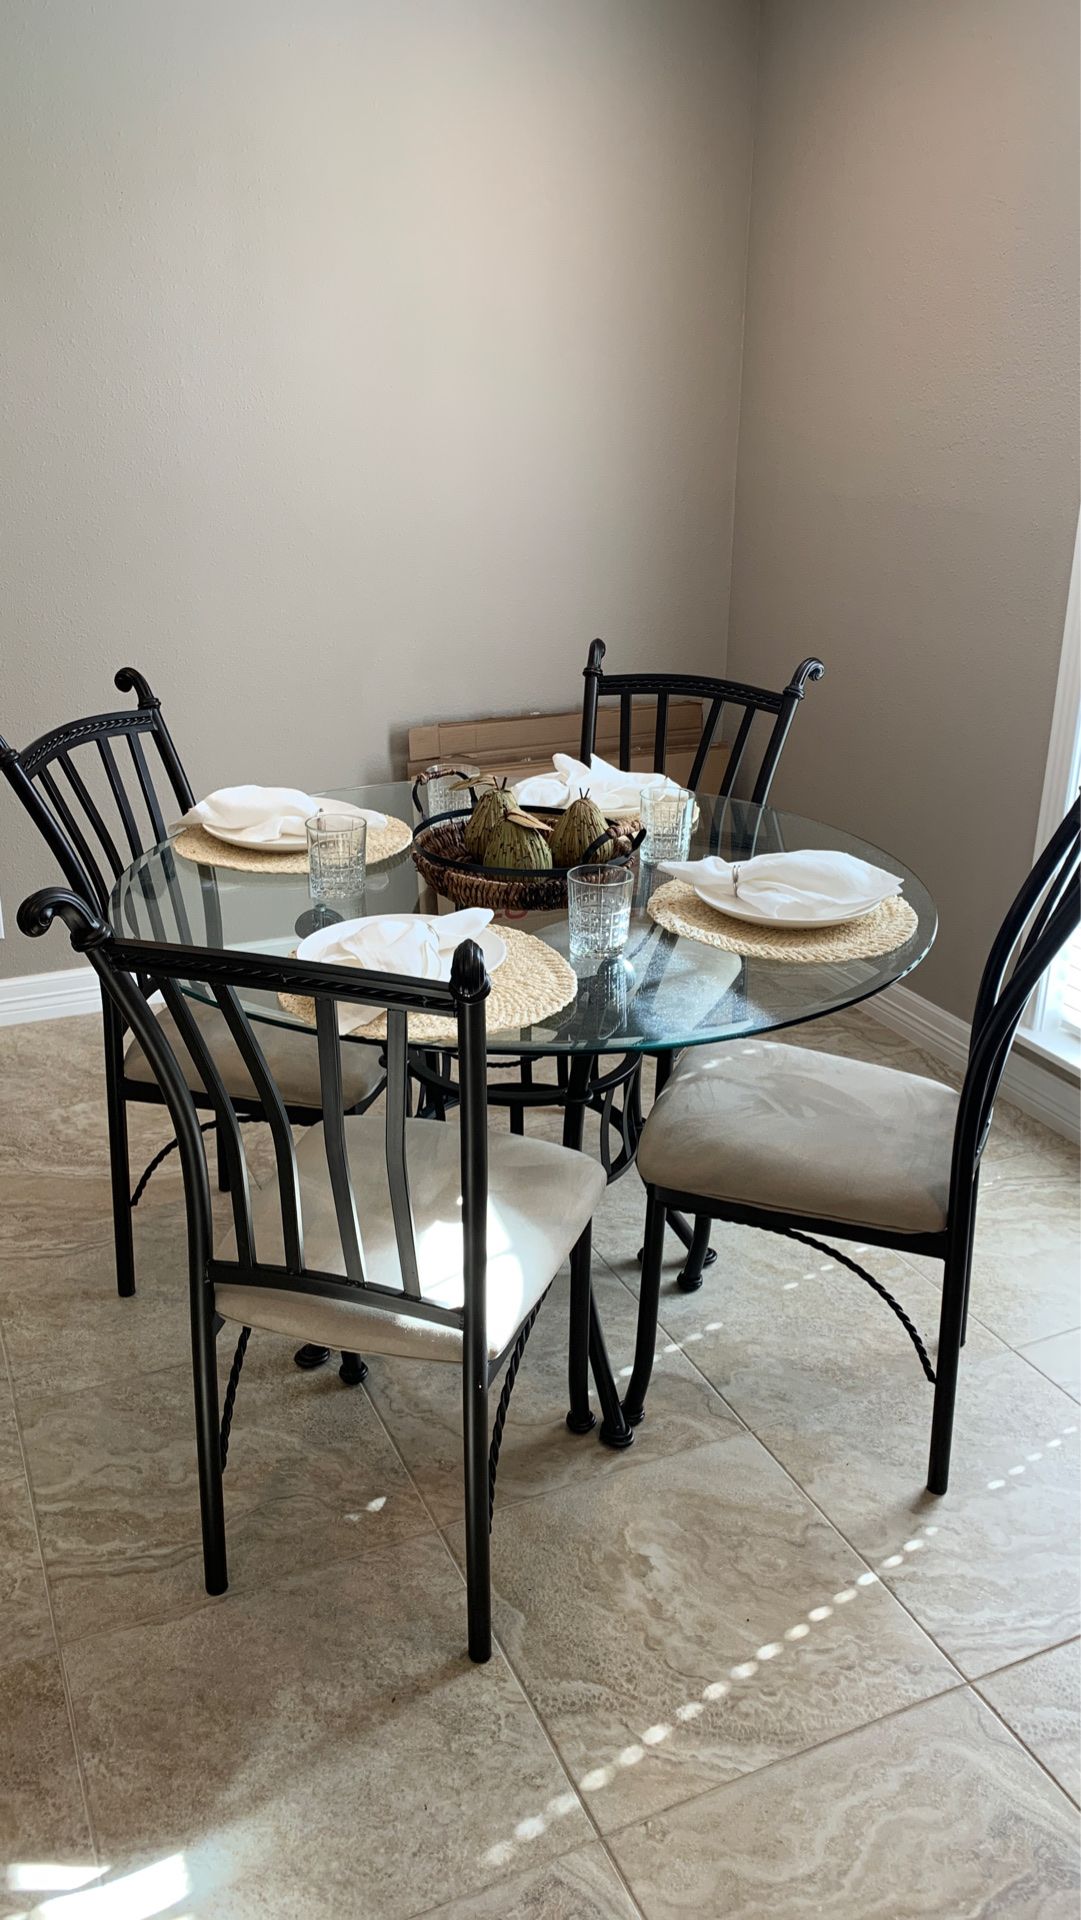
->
562, 1054, 633, 1450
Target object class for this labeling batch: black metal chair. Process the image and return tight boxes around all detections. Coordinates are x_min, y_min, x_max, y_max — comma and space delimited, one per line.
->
0, 669, 385, 1298
411, 641, 827, 1206
581, 637, 826, 1286
18, 886, 627, 1662
579, 637, 826, 803
621, 798, 1081, 1494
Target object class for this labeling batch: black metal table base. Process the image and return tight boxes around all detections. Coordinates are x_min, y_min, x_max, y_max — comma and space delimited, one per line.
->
294, 1343, 331, 1370
636, 1212, 718, 1289
293, 1343, 368, 1386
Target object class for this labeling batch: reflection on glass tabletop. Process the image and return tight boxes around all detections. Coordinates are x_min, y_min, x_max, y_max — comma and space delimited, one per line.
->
109, 782, 936, 1057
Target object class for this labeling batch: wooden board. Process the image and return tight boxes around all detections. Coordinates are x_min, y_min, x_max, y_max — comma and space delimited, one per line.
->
407, 700, 728, 792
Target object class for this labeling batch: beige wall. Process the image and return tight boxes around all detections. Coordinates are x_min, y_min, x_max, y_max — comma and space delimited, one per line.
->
4, 0, 1079, 1014
0, 0, 758, 976
727, 0, 1080, 1019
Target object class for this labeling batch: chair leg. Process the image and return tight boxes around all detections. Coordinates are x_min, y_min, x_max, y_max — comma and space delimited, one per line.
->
462, 1366, 492, 1663
623, 1189, 666, 1425
102, 1000, 136, 1298
192, 1304, 227, 1595
677, 1215, 714, 1292
566, 1225, 597, 1435
338, 1350, 368, 1386
927, 1242, 968, 1496
958, 1178, 980, 1348
215, 1122, 231, 1192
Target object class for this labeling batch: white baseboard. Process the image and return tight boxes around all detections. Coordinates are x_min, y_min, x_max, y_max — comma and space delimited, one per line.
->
0, 965, 100, 1026
867, 983, 1080, 1145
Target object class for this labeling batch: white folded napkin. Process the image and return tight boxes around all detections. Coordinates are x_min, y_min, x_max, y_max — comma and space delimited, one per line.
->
660, 850, 902, 924
311, 909, 496, 1030
515, 753, 683, 815
181, 785, 387, 845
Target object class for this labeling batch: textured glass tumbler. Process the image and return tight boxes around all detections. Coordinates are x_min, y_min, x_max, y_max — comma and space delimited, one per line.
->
306, 812, 367, 900
641, 786, 694, 863
417, 762, 480, 819
567, 865, 633, 959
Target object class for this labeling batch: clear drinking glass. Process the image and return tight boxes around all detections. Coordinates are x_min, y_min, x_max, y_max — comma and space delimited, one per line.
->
641, 785, 694, 862
306, 812, 367, 900
567, 865, 633, 959
416, 763, 480, 819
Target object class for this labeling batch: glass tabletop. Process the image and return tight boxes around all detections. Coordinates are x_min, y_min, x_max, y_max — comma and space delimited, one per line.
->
108, 781, 936, 1057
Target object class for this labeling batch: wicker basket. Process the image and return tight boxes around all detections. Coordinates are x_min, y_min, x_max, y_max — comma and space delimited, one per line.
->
411, 810, 643, 911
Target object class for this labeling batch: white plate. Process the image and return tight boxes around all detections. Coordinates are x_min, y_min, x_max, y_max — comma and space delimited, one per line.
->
295, 915, 508, 977
692, 885, 896, 930
201, 798, 372, 853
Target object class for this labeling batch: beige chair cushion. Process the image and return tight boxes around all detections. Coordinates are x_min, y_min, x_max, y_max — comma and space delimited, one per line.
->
125, 999, 383, 1112
637, 1040, 956, 1236
215, 1116, 606, 1363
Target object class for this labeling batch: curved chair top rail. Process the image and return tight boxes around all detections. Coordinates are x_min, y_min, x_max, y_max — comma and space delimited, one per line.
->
0, 667, 195, 914
18, 886, 494, 1342
579, 637, 825, 804
950, 797, 1080, 1215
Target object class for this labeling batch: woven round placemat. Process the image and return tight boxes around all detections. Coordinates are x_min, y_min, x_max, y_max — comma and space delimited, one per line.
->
171, 816, 414, 874
277, 926, 577, 1043
648, 880, 919, 962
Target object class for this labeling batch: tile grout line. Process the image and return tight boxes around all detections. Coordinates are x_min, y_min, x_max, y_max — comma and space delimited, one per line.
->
414, 1042, 1077, 1871
598, 1234, 1081, 1781
971, 1660, 1081, 1810
0, 1318, 101, 1866
5, 1342, 444, 1657
355, 1354, 649, 1920
371, 1240, 977, 1882
591, 1245, 982, 1688
601, 1661, 1081, 1846
886, 1221, 1080, 1366
971, 1631, 1081, 1686
598, 1679, 976, 1845
967, 1635, 1081, 1812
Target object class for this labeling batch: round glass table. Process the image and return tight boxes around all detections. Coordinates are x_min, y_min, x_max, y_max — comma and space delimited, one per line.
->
111, 780, 935, 1273
109, 782, 935, 1388
110, 781, 936, 1061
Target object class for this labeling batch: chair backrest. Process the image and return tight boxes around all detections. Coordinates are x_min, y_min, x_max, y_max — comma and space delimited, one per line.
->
578, 638, 826, 804
17, 887, 493, 1356
0, 669, 195, 913
951, 797, 1080, 1210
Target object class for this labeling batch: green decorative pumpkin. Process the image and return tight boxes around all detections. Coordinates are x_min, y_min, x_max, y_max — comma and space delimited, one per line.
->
483, 810, 554, 872
464, 780, 515, 861
549, 792, 611, 868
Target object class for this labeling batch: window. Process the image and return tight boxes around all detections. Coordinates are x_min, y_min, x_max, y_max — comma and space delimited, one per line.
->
1023, 515, 1081, 1069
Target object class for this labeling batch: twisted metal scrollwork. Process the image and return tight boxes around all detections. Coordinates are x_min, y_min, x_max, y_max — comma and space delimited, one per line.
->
129, 1118, 219, 1208
783, 1226, 936, 1383
487, 1289, 550, 1525
219, 1325, 251, 1469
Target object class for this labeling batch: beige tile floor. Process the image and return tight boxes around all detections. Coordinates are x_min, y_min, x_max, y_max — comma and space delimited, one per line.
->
0, 1009, 1078, 1918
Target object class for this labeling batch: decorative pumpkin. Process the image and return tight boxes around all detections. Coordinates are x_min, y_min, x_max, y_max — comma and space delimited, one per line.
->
549, 791, 611, 868
463, 779, 515, 860
483, 809, 554, 872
